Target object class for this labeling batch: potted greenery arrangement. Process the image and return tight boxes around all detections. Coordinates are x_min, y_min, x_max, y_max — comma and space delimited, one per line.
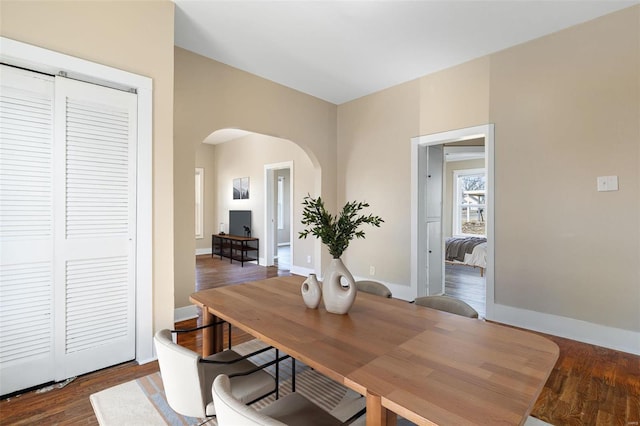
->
299, 195, 383, 314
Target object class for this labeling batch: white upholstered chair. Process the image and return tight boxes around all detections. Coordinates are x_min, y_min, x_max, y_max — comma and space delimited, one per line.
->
414, 295, 479, 318
212, 374, 343, 426
154, 329, 276, 419
355, 280, 392, 298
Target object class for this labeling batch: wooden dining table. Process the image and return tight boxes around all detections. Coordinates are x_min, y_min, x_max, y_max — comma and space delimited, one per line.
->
190, 275, 559, 425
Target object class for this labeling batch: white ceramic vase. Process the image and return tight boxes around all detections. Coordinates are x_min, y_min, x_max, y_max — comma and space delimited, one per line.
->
322, 258, 357, 314
301, 273, 322, 309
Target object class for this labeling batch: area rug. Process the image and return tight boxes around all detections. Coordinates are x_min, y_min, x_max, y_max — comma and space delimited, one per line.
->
90, 339, 550, 426
90, 339, 365, 426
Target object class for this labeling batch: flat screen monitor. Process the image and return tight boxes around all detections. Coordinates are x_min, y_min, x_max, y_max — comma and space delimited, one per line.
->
229, 210, 251, 237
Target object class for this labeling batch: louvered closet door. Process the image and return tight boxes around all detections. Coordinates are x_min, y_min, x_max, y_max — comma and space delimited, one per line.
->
0, 68, 137, 395
53, 76, 137, 380
0, 66, 55, 395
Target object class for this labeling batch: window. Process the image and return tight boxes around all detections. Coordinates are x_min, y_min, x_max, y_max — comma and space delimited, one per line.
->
453, 168, 486, 236
195, 168, 204, 239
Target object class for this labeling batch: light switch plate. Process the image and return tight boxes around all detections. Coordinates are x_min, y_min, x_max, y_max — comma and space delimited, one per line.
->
597, 176, 618, 192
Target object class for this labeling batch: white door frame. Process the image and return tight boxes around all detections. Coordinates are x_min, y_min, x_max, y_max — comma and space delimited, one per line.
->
411, 124, 495, 318
264, 161, 293, 267
1, 37, 154, 363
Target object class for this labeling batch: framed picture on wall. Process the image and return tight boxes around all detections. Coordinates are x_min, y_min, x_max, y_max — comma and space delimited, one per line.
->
233, 177, 250, 199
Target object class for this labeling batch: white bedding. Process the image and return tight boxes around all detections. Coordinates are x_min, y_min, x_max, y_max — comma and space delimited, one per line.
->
462, 241, 487, 268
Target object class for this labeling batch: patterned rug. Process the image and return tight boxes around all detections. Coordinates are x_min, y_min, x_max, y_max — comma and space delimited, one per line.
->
90, 339, 365, 425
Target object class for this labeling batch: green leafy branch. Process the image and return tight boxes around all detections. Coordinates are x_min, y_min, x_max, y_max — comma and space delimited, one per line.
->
298, 195, 384, 259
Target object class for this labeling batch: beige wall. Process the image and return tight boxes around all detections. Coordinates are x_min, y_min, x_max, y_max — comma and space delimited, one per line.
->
419, 57, 491, 135
337, 80, 420, 287
1, 1, 176, 332
489, 6, 639, 330
338, 6, 639, 332
174, 47, 337, 309
211, 134, 314, 267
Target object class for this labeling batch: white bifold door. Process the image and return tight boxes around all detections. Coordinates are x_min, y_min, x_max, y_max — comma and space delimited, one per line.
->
417, 144, 444, 297
0, 65, 137, 395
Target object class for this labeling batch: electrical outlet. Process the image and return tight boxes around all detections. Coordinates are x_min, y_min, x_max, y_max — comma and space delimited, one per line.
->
307, 255, 311, 264
369, 266, 375, 276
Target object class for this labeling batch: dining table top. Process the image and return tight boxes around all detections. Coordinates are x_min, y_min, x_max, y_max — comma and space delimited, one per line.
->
190, 275, 559, 425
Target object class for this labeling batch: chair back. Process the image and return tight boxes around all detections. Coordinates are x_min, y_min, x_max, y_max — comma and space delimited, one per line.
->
154, 329, 208, 418
356, 280, 392, 298
414, 295, 479, 318
212, 374, 285, 426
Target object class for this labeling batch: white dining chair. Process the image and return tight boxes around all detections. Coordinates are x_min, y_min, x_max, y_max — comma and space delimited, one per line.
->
154, 329, 276, 419
355, 280, 392, 298
414, 295, 479, 318
212, 374, 343, 426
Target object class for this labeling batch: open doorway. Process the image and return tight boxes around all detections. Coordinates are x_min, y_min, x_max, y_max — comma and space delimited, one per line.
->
264, 162, 293, 270
198, 129, 315, 276
443, 142, 487, 317
411, 124, 494, 319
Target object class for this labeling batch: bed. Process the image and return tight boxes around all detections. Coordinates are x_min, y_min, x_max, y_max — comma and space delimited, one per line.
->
445, 236, 487, 276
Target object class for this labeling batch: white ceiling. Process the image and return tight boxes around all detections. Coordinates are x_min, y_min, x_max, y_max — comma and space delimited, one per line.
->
174, 1, 637, 105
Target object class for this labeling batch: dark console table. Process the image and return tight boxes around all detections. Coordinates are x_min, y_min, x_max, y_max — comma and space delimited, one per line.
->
211, 234, 259, 266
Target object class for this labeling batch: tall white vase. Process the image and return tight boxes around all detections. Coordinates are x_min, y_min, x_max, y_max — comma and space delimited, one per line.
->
301, 273, 322, 309
322, 258, 357, 314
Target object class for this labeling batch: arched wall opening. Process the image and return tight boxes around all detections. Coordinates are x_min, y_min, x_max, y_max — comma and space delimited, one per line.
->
197, 128, 320, 274
175, 126, 327, 321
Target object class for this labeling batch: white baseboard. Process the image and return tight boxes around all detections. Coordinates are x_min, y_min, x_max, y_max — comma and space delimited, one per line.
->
290, 265, 314, 277
490, 303, 640, 355
136, 355, 157, 365
174, 305, 199, 323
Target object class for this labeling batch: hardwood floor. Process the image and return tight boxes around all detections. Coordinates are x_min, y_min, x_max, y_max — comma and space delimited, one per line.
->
196, 253, 289, 291
1, 256, 637, 425
533, 332, 640, 425
444, 262, 486, 317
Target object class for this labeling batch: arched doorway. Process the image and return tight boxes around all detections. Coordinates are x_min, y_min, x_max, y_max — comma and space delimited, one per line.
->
199, 129, 317, 276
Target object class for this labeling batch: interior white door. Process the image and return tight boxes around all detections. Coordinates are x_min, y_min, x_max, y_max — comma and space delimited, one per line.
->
424, 145, 444, 295
264, 162, 293, 267
264, 167, 275, 266
53, 76, 137, 380
0, 66, 56, 395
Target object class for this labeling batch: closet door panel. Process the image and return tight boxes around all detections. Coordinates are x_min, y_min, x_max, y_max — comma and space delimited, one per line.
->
0, 66, 55, 395
53, 77, 137, 380
0, 67, 138, 395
